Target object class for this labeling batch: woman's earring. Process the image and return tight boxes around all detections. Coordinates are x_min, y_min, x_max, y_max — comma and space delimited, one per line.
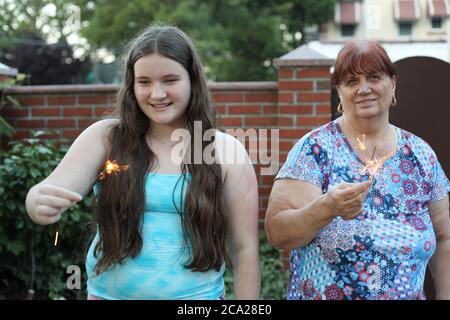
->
337, 102, 344, 114
391, 96, 397, 107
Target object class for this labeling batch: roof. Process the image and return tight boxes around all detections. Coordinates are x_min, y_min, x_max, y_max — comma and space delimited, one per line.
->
0, 62, 18, 77
307, 40, 450, 63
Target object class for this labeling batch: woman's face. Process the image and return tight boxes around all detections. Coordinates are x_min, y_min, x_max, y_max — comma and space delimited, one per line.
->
337, 71, 396, 119
133, 53, 191, 128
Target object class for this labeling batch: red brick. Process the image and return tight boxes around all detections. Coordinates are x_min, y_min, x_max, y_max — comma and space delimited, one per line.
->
279, 128, 309, 139
219, 117, 242, 127
47, 96, 76, 105
296, 116, 330, 126
262, 105, 277, 114
278, 68, 293, 79
32, 108, 61, 117
213, 105, 226, 114
47, 119, 76, 128
259, 186, 273, 197
17, 96, 45, 106
260, 175, 275, 186
14, 130, 31, 139
279, 105, 313, 115
62, 130, 82, 139
1, 108, 29, 117
79, 95, 108, 104
95, 107, 114, 117
297, 68, 330, 78
278, 117, 294, 126
280, 141, 295, 152
63, 108, 92, 117
37, 132, 60, 139
316, 104, 331, 114
211, 93, 244, 103
245, 92, 277, 103
278, 92, 293, 103
297, 92, 330, 102
316, 80, 331, 90
228, 105, 260, 115
79, 118, 98, 128
278, 80, 313, 91
16, 120, 45, 128
245, 117, 278, 126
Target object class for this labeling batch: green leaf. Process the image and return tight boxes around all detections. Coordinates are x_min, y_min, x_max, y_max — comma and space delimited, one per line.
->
6, 241, 26, 256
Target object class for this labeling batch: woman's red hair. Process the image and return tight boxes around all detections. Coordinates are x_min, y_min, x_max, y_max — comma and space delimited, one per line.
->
332, 40, 396, 85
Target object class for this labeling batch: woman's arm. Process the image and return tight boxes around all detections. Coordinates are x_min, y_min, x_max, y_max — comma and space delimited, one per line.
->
216, 132, 260, 299
265, 179, 372, 250
25, 119, 118, 225
428, 195, 450, 300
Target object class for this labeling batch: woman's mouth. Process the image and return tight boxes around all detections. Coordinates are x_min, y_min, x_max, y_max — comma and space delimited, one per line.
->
356, 98, 377, 106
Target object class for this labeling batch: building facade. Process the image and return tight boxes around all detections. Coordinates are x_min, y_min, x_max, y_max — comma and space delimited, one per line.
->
310, 0, 450, 62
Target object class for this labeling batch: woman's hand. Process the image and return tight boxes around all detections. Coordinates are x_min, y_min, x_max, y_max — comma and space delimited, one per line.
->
26, 183, 82, 225
324, 180, 372, 220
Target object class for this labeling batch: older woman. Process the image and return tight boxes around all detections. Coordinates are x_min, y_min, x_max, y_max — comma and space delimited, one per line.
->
265, 40, 450, 300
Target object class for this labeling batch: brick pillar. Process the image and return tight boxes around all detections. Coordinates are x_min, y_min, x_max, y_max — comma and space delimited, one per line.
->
273, 45, 334, 268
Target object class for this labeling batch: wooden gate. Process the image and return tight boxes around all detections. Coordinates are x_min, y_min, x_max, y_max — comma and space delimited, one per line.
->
391, 56, 450, 300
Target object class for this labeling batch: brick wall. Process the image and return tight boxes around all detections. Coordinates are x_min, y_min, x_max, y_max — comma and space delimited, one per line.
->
1, 46, 333, 259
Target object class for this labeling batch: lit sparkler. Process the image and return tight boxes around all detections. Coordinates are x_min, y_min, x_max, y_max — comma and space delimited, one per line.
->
53, 160, 129, 247
98, 160, 129, 180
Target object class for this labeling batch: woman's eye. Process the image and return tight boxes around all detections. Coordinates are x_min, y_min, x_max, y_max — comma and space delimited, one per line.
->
164, 78, 177, 83
368, 74, 380, 80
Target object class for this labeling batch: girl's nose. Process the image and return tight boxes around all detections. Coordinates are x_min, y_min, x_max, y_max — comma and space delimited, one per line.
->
151, 83, 167, 99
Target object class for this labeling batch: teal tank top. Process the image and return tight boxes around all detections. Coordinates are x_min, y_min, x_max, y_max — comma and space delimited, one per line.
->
85, 173, 225, 299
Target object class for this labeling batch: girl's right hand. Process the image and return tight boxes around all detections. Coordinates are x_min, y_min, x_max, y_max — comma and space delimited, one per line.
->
323, 180, 372, 220
31, 184, 83, 224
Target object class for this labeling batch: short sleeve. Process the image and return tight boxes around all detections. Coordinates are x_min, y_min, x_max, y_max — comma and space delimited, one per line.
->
430, 156, 450, 202
276, 133, 329, 190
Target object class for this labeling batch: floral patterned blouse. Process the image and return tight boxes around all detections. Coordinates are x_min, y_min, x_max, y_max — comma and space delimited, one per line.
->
276, 119, 450, 300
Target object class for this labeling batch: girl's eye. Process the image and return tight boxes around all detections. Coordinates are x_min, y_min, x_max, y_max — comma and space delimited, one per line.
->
164, 78, 177, 83
137, 80, 149, 85
368, 74, 380, 80
346, 79, 357, 85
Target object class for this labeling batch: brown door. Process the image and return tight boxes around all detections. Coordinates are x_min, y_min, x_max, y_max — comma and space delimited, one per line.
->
391, 56, 450, 300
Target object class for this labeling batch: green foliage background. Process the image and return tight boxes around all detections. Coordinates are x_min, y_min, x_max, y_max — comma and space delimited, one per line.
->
0, 132, 93, 299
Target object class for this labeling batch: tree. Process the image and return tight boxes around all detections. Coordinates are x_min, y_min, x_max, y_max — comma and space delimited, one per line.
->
0, 0, 91, 84
78, 0, 335, 81
0, 31, 91, 85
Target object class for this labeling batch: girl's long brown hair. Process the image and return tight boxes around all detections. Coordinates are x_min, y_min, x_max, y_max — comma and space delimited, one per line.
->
93, 24, 231, 275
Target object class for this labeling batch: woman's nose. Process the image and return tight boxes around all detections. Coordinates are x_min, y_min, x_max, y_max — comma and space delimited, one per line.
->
150, 83, 167, 99
357, 80, 372, 94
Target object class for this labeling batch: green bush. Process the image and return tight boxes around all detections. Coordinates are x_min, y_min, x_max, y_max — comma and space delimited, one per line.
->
224, 231, 289, 300
0, 132, 92, 300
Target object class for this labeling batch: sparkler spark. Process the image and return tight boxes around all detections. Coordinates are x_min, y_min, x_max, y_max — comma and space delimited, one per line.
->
98, 160, 129, 180
356, 134, 367, 151
54, 231, 59, 246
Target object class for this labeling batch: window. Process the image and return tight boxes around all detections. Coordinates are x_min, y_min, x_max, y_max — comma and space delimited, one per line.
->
399, 22, 412, 36
341, 24, 356, 37
431, 17, 442, 29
